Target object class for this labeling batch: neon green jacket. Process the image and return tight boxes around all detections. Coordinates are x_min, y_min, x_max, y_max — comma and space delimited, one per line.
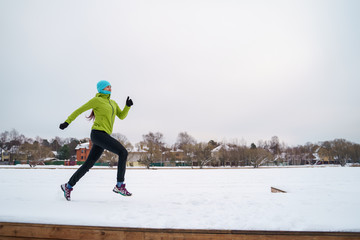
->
65, 93, 130, 135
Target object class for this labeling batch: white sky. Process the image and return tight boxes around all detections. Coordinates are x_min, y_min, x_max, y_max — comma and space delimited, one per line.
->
0, 0, 359, 146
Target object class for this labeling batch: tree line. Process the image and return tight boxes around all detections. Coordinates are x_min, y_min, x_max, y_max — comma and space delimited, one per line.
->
136, 133, 360, 168
1, 129, 360, 168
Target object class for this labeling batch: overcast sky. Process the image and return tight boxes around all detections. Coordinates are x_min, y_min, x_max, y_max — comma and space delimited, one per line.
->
1, 0, 359, 146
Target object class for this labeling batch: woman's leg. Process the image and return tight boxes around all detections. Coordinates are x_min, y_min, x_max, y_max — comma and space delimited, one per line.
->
68, 144, 104, 187
90, 130, 128, 183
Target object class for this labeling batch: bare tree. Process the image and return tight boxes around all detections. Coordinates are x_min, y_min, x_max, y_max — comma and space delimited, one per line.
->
270, 136, 281, 155
192, 142, 214, 168
228, 144, 247, 167
139, 132, 165, 168
330, 139, 352, 166
350, 143, 360, 164
50, 138, 61, 152
176, 132, 196, 166
20, 142, 53, 167
0, 131, 9, 151
111, 133, 133, 150
9, 129, 20, 142
247, 143, 273, 168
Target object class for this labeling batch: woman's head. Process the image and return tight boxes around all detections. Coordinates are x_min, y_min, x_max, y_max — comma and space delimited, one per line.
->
97, 80, 111, 94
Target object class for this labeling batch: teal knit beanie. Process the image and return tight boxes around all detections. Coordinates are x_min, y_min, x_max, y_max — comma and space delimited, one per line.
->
97, 80, 111, 94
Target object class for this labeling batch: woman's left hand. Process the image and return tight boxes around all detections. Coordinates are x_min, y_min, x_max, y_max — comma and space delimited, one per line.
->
126, 96, 133, 107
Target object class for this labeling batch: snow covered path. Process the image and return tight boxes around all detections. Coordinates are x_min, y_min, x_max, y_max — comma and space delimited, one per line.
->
0, 167, 359, 231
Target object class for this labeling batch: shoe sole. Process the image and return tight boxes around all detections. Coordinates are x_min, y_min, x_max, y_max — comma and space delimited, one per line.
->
113, 189, 132, 196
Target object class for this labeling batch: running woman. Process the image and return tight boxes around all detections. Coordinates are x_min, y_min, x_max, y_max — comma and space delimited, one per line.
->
59, 80, 133, 201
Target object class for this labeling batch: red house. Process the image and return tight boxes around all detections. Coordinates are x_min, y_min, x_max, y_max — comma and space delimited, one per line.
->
75, 140, 92, 162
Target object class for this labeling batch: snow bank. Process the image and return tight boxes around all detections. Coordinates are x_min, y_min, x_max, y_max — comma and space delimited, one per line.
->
0, 167, 359, 231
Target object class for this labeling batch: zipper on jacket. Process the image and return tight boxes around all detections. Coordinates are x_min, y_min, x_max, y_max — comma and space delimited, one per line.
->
109, 99, 114, 118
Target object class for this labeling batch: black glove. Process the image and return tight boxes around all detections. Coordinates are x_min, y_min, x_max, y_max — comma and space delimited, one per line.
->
126, 96, 133, 107
59, 122, 69, 130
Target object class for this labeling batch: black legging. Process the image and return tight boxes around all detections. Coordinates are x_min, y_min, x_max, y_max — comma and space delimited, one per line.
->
68, 130, 128, 187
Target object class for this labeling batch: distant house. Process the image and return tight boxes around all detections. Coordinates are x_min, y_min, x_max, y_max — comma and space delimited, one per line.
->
52, 151, 58, 158
211, 144, 230, 160
127, 149, 147, 167
273, 152, 288, 166
75, 140, 92, 162
125, 148, 187, 167
211, 144, 232, 166
168, 149, 188, 166
170, 149, 185, 161
0, 149, 10, 163
313, 147, 335, 165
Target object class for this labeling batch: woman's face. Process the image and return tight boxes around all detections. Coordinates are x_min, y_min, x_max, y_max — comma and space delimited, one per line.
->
104, 85, 112, 92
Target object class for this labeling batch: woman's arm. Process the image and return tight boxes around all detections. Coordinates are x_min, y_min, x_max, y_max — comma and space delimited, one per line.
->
116, 103, 130, 120
115, 96, 132, 120
65, 98, 96, 124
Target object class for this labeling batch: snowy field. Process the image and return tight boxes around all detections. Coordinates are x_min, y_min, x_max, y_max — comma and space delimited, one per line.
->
0, 167, 359, 232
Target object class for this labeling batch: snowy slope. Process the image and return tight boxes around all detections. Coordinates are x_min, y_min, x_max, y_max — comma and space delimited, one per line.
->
0, 167, 359, 231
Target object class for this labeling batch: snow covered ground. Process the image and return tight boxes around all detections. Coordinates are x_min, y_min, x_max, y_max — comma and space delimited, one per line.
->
0, 167, 359, 232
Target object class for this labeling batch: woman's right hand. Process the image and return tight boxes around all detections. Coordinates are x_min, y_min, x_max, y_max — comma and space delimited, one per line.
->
126, 96, 133, 107
59, 122, 69, 130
